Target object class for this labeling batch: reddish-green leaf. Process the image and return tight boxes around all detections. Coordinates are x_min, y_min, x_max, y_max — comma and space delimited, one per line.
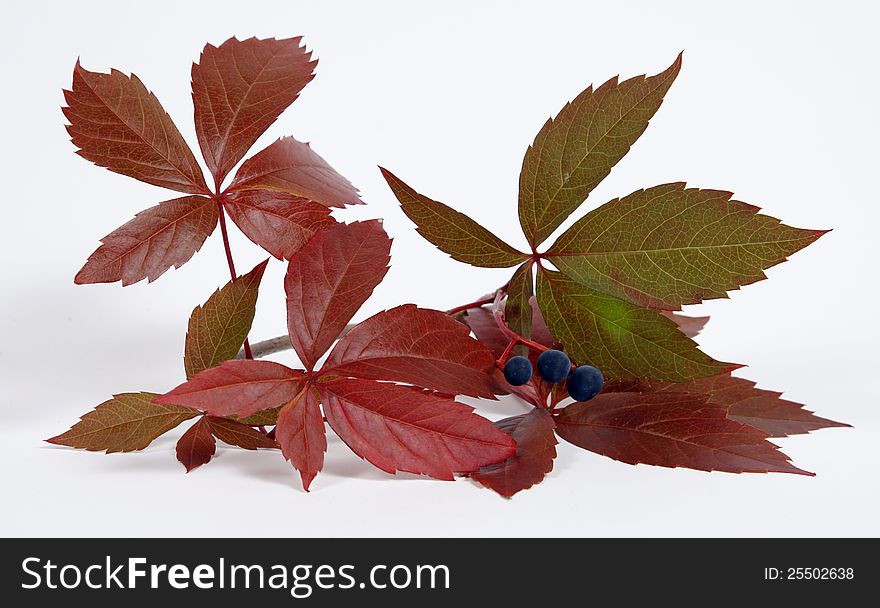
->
285, 220, 391, 370
505, 262, 534, 350
555, 391, 811, 475
236, 407, 281, 426
547, 183, 828, 309
634, 374, 849, 437
380, 168, 527, 268
229, 137, 361, 207
321, 304, 498, 398
664, 312, 709, 338
156, 360, 305, 418
74, 196, 218, 286
463, 299, 558, 360
47, 393, 197, 453
176, 417, 216, 472
206, 416, 278, 449
537, 269, 732, 381
64, 61, 208, 194
320, 379, 515, 479
276, 388, 326, 491
184, 260, 268, 378
518, 54, 681, 247
223, 190, 336, 260
192, 37, 316, 183
472, 409, 558, 497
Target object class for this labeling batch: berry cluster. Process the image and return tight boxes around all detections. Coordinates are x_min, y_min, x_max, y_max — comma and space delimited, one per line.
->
503, 349, 604, 403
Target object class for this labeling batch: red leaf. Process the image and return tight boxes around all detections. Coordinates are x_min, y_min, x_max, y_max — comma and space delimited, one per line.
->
74, 196, 218, 285
472, 409, 558, 497
206, 416, 278, 450
156, 360, 304, 418
223, 189, 336, 260
285, 220, 391, 370
275, 388, 326, 491
632, 374, 849, 437
320, 379, 515, 480
229, 136, 361, 208
64, 61, 208, 194
192, 37, 316, 183
176, 417, 216, 472
663, 312, 710, 338
555, 391, 811, 475
463, 300, 558, 359
322, 304, 498, 398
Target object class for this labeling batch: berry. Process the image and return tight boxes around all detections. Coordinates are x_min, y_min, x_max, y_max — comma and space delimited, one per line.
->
567, 365, 604, 402
503, 355, 533, 386
536, 349, 571, 383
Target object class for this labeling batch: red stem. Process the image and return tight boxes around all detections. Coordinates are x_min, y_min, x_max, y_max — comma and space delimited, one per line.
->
445, 295, 496, 316
491, 290, 548, 354
216, 200, 253, 360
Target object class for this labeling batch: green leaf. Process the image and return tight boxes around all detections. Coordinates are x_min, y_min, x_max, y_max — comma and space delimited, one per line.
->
505, 262, 533, 352
184, 259, 268, 378
236, 407, 280, 426
547, 183, 827, 309
381, 167, 528, 268
47, 393, 198, 453
518, 54, 681, 247
536, 269, 732, 381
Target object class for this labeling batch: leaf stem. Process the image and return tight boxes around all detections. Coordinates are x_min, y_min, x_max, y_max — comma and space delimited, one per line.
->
491, 290, 548, 355
216, 199, 253, 360
445, 294, 496, 315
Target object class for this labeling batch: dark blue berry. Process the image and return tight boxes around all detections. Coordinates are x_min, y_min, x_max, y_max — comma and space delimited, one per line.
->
503, 356, 533, 386
536, 349, 571, 383
567, 365, 604, 402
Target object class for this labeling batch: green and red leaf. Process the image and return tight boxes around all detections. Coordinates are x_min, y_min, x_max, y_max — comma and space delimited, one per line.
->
184, 259, 268, 378
518, 54, 681, 247
381, 168, 527, 268
48, 393, 197, 453
206, 416, 278, 449
547, 183, 827, 310
537, 269, 733, 381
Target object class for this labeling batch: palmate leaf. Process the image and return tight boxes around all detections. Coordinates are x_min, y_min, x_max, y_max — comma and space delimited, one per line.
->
518, 54, 681, 247
192, 37, 316, 184
321, 304, 498, 398
537, 269, 732, 381
319, 379, 515, 480
47, 393, 197, 453
64, 61, 209, 194
547, 183, 827, 310
380, 168, 528, 268
276, 388, 326, 491
74, 196, 218, 286
206, 416, 278, 449
555, 391, 811, 475
471, 409, 558, 497
222, 189, 336, 260
285, 220, 391, 370
184, 259, 268, 378
229, 137, 362, 208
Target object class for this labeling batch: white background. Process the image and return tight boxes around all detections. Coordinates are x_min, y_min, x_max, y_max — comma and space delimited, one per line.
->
2, 0, 877, 537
